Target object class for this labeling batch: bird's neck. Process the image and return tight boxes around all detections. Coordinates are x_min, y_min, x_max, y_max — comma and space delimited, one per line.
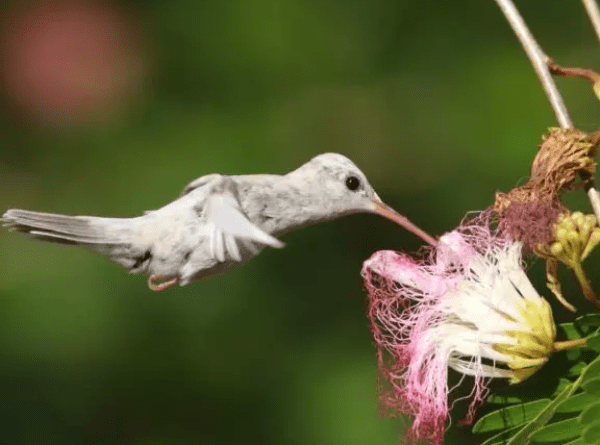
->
233, 175, 334, 236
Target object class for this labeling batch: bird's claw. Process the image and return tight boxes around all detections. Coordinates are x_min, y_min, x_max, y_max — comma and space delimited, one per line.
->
148, 274, 178, 291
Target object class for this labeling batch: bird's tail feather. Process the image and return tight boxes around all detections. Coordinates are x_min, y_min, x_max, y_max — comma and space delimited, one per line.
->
2, 209, 131, 246
2, 208, 148, 271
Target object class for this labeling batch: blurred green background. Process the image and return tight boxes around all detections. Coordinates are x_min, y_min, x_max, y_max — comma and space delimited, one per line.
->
0, 1, 599, 444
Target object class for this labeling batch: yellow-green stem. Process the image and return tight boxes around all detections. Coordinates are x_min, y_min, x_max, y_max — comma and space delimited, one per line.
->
572, 263, 600, 309
553, 338, 587, 352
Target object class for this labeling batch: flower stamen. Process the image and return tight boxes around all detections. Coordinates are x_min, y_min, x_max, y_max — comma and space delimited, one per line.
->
536, 211, 600, 309
363, 224, 558, 444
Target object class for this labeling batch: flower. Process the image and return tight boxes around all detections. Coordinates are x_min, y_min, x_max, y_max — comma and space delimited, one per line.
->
536, 211, 600, 267
491, 127, 597, 253
536, 211, 600, 310
362, 225, 556, 444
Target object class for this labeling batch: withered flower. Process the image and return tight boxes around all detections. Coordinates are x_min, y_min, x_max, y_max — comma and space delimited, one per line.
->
493, 127, 597, 252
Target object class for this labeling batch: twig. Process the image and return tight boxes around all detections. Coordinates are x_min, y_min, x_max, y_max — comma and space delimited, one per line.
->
548, 61, 600, 84
493, 0, 573, 128
582, 0, 600, 44
494, 0, 600, 227
588, 188, 600, 224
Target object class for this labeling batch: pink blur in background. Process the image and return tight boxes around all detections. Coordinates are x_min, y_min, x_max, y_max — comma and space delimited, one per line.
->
0, 0, 150, 126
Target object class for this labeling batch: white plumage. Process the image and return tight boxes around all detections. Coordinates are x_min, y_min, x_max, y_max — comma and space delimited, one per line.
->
3, 153, 434, 290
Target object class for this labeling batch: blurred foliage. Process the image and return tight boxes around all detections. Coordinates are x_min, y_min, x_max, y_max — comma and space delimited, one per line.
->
472, 316, 600, 445
0, 0, 600, 444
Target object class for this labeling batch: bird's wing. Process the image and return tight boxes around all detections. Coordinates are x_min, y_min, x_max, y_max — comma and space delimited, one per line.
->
204, 188, 285, 263
180, 173, 224, 196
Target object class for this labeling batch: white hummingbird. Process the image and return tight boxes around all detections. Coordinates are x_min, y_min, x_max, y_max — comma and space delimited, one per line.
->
2, 153, 436, 291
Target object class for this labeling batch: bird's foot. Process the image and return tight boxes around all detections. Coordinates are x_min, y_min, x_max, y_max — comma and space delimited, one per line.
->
148, 274, 179, 291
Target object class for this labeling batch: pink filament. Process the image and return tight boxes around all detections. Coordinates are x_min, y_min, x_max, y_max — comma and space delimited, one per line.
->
362, 218, 508, 444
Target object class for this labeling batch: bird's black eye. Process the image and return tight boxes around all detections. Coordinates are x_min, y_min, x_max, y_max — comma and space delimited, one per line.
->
345, 176, 360, 191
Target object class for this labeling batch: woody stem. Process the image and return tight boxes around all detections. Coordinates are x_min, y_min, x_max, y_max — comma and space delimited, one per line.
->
493, 0, 600, 227
582, 0, 600, 44
547, 62, 600, 84
493, 0, 572, 127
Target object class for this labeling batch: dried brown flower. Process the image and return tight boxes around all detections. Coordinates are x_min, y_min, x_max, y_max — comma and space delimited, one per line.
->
492, 128, 598, 252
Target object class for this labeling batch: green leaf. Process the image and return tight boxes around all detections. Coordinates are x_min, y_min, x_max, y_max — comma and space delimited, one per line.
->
552, 378, 574, 397
583, 378, 600, 396
486, 394, 524, 405
562, 439, 585, 445
582, 356, 600, 383
580, 401, 600, 425
559, 315, 600, 340
560, 322, 580, 340
569, 361, 588, 378
586, 333, 600, 352
582, 420, 600, 445
472, 399, 551, 433
567, 348, 584, 363
575, 314, 600, 333
556, 392, 600, 413
528, 417, 584, 442
486, 379, 570, 406
506, 377, 580, 445
479, 425, 521, 445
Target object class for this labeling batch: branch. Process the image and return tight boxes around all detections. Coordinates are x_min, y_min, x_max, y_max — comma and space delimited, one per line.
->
582, 0, 600, 44
494, 0, 600, 228
548, 61, 600, 84
493, 0, 573, 128
588, 188, 600, 227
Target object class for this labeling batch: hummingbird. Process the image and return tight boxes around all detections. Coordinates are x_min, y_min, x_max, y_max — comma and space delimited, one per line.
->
2, 153, 436, 291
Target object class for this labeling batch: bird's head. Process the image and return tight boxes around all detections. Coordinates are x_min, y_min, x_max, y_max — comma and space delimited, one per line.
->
287, 153, 437, 246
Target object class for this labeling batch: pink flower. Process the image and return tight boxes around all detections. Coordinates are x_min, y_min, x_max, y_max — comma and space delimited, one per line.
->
363, 223, 555, 444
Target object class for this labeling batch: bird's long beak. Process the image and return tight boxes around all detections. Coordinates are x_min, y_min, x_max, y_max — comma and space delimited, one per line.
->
370, 197, 438, 247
